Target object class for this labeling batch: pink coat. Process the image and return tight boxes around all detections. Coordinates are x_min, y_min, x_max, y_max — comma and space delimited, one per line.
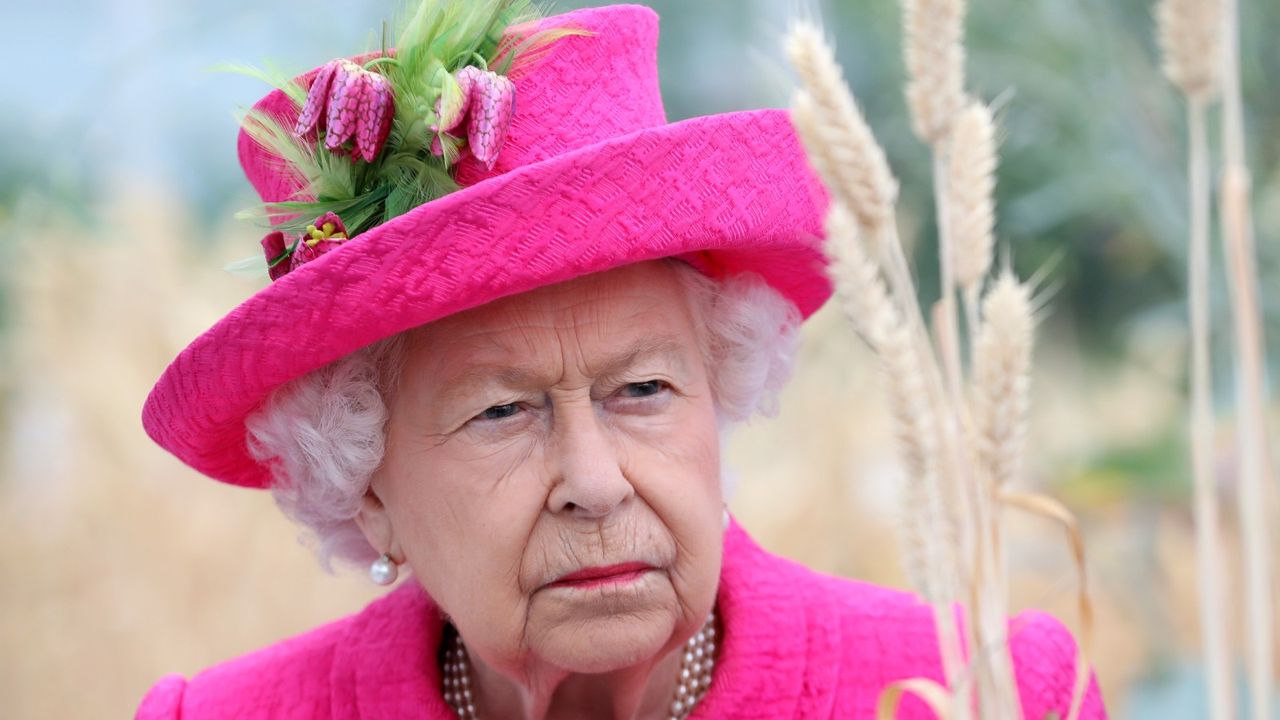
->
137, 523, 1106, 718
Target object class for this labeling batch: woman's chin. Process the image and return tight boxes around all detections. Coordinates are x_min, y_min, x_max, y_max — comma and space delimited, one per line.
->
532, 611, 678, 674
524, 571, 681, 672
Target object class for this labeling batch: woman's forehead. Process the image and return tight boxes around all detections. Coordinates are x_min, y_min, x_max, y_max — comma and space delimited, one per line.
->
422, 263, 689, 340
404, 262, 702, 377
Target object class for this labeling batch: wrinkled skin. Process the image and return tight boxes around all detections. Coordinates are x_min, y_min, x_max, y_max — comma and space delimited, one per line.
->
356, 261, 724, 720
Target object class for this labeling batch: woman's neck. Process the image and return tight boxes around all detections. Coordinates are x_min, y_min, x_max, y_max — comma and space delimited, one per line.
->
466, 637, 682, 720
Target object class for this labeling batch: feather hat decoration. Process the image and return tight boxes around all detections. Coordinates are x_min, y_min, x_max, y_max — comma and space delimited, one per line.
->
230, 0, 583, 277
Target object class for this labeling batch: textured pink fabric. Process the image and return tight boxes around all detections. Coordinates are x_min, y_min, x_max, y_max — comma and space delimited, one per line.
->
136, 522, 1106, 719
142, 4, 832, 488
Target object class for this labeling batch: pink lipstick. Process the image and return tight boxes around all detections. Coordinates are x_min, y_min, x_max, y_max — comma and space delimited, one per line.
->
550, 562, 654, 589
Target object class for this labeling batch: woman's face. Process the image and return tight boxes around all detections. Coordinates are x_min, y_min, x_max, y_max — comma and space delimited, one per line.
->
360, 260, 723, 679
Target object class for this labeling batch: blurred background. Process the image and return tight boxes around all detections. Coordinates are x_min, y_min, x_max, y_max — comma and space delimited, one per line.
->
2, 0, 1278, 717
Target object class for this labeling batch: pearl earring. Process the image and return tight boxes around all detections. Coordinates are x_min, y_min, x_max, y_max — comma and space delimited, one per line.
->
722, 505, 730, 530
370, 553, 398, 585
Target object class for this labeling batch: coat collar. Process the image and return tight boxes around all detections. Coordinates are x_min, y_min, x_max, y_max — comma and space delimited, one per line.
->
328, 519, 841, 719
692, 520, 841, 718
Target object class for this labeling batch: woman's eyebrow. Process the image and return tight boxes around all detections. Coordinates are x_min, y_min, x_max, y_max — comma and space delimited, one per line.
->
593, 336, 691, 376
439, 336, 691, 404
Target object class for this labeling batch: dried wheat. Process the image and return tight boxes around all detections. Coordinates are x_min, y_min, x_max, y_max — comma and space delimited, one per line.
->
1156, 0, 1222, 100
788, 24, 898, 235
971, 272, 1031, 491
901, 0, 967, 146
824, 203, 966, 690
1219, 1, 1274, 715
948, 101, 997, 296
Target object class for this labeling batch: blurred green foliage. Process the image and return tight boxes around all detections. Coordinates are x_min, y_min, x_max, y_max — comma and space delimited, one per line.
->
568, 0, 1278, 353
3, 0, 1277, 353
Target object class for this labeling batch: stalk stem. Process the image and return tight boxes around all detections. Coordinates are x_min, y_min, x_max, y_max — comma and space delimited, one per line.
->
933, 152, 966, 406
1187, 97, 1234, 720
1219, 2, 1274, 717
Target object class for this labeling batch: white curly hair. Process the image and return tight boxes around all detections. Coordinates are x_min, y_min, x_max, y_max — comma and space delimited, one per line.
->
246, 260, 802, 571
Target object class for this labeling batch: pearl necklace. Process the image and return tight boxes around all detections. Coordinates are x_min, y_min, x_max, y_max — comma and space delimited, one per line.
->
442, 611, 718, 720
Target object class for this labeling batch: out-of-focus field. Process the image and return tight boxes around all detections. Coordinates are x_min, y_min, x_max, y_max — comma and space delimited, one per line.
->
2, 182, 1275, 718
3, 0, 1280, 717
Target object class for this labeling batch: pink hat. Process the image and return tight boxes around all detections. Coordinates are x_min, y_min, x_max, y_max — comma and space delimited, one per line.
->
142, 2, 831, 488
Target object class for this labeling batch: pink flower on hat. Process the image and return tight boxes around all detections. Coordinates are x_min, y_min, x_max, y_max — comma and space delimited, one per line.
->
466, 69, 516, 170
259, 212, 350, 280
289, 212, 350, 271
433, 65, 478, 135
431, 65, 516, 170
295, 59, 395, 163
260, 230, 291, 281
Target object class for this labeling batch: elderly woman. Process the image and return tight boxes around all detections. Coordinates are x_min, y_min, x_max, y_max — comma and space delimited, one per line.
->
137, 2, 1105, 719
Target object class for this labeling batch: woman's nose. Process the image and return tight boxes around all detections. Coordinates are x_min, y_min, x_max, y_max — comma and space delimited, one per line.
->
546, 402, 634, 518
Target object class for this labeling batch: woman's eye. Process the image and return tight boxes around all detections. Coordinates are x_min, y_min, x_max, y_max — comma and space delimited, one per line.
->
621, 380, 668, 398
477, 403, 520, 421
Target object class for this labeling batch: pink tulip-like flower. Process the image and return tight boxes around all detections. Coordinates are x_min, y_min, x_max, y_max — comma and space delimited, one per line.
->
430, 65, 515, 170
465, 69, 516, 170
260, 213, 352, 281
432, 65, 480, 135
289, 212, 350, 271
295, 59, 395, 163
260, 230, 291, 281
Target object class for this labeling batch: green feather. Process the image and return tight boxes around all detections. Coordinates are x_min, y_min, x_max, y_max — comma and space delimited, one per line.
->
237, 108, 322, 188
223, 254, 271, 280
213, 62, 308, 107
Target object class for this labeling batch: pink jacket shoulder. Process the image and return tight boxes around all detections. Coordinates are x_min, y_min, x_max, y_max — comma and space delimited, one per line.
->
816, 571, 1105, 719
703, 534, 1105, 719
136, 616, 351, 720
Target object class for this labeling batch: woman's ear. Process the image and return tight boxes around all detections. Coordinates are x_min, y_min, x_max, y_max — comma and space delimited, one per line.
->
354, 483, 401, 561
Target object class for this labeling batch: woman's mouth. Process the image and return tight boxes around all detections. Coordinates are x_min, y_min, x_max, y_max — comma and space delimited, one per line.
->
549, 562, 656, 589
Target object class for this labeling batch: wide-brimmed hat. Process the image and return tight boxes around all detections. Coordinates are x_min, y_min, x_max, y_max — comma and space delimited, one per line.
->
142, 3, 832, 489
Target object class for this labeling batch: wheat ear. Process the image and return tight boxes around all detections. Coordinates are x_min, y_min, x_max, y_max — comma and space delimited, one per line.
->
971, 272, 1031, 492
787, 25, 899, 236
1220, 0, 1274, 713
901, 0, 967, 146
788, 24, 942, 402
1157, 0, 1223, 101
947, 100, 997, 345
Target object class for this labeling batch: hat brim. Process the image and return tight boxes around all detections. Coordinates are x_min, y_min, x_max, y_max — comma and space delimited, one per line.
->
142, 108, 832, 488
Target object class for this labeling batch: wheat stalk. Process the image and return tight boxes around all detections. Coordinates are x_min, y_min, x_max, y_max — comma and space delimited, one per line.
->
791, 14, 1096, 720
900, 0, 1024, 712
968, 273, 1035, 719
999, 489, 1095, 720
1219, 0, 1274, 713
825, 205, 956, 598
1157, 1, 1234, 715
824, 203, 967, 697
899, 0, 971, 545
